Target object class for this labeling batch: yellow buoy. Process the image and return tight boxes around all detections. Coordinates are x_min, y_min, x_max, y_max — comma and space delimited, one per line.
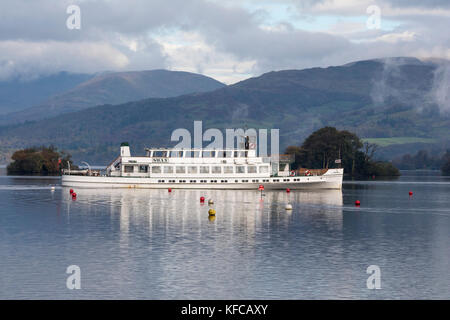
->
208, 215, 216, 222
208, 209, 216, 216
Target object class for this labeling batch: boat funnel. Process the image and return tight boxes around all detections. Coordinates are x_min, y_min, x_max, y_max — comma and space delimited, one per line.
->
120, 142, 131, 157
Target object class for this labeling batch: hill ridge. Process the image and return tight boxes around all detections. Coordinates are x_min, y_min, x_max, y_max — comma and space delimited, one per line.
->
0, 57, 448, 164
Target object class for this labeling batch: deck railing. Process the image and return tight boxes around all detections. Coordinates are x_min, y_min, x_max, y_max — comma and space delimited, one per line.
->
271, 154, 295, 163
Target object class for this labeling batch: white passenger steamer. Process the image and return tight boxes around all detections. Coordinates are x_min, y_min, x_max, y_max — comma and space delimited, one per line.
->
61, 141, 343, 189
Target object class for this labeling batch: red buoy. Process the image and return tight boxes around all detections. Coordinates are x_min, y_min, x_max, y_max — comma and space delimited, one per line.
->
286, 188, 291, 193
258, 185, 264, 191
69, 189, 74, 194
200, 196, 205, 203
355, 200, 361, 206
409, 191, 413, 196
168, 188, 172, 193
71, 192, 77, 199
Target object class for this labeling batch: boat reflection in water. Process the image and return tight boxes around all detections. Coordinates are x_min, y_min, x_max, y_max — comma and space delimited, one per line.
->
62, 187, 344, 241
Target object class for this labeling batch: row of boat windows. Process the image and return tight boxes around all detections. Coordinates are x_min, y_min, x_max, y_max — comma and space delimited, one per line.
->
149, 151, 249, 158
123, 165, 270, 174
155, 179, 288, 183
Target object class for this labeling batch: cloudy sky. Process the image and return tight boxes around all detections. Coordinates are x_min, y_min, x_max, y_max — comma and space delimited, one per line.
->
1, 0, 449, 83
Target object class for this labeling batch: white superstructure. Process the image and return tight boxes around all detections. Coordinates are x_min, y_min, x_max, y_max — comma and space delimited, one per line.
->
62, 142, 343, 189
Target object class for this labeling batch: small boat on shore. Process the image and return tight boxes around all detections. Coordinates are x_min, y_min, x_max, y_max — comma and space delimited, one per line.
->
61, 142, 343, 189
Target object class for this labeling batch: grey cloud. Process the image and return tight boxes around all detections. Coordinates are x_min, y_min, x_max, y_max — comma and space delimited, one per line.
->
0, 0, 263, 42
0, 1, 68, 41
382, 0, 450, 8
0, 0, 177, 41
0, 1, 172, 79
218, 27, 350, 72
294, 0, 450, 9
0, 0, 449, 83
0, 0, 261, 79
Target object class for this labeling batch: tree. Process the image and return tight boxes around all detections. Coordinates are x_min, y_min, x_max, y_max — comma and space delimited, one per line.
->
7, 146, 76, 175
286, 127, 399, 177
442, 150, 450, 176
289, 126, 362, 174
363, 142, 378, 163
284, 145, 302, 170
393, 149, 446, 170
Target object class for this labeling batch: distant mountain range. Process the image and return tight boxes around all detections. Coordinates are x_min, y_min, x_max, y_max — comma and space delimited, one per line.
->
0, 70, 225, 125
0, 58, 449, 164
0, 72, 93, 115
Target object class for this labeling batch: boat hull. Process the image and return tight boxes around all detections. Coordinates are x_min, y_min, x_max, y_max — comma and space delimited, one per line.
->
61, 169, 343, 190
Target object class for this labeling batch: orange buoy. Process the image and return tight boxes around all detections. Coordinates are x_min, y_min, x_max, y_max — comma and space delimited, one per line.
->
286, 188, 291, 193
355, 200, 361, 206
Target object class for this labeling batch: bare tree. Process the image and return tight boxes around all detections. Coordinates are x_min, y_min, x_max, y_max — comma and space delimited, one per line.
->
363, 142, 378, 162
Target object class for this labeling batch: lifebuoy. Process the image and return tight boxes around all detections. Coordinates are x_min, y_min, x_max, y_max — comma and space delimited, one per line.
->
305, 170, 312, 176
290, 170, 295, 176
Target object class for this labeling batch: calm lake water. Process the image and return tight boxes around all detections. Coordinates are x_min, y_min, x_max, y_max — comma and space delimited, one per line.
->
0, 169, 449, 299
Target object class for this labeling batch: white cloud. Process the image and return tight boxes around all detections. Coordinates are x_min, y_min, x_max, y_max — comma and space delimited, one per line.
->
154, 31, 256, 84
372, 31, 418, 43
0, 40, 129, 80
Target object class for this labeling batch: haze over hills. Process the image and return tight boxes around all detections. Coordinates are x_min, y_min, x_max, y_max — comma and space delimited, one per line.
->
0, 72, 93, 115
0, 57, 449, 164
0, 70, 225, 125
